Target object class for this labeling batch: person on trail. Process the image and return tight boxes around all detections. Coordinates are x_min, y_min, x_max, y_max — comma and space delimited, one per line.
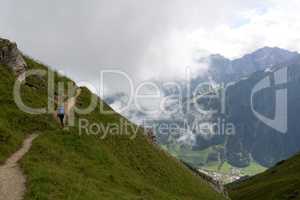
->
53, 87, 80, 128
57, 104, 65, 128
54, 93, 66, 128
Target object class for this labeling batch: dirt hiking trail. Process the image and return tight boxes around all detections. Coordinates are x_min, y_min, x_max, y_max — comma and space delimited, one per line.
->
0, 134, 38, 200
0, 88, 81, 200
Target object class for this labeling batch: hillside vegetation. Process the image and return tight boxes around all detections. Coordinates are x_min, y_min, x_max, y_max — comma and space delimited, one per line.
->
0, 49, 225, 199
227, 153, 300, 200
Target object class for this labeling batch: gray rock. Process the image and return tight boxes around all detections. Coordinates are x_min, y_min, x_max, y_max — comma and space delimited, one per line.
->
0, 38, 27, 80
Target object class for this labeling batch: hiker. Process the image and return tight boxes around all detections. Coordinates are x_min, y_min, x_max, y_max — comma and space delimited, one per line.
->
54, 93, 66, 128
57, 104, 65, 127
53, 87, 81, 128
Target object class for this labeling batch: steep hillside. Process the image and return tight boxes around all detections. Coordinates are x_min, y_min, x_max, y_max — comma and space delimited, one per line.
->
225, 56, 300, 167
227, 153, 300, 200
0, 38, 225, 199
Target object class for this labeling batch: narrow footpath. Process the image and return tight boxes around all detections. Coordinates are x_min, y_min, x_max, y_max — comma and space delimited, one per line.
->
0, 134, 38, 200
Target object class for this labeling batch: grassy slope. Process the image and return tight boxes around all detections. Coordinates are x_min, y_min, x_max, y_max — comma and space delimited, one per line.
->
0, 57, 225, 200
227, 153, 300, 200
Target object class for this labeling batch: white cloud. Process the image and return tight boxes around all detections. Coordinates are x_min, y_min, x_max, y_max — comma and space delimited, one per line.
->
188, 0, 300, 59
1, 0, 299, 94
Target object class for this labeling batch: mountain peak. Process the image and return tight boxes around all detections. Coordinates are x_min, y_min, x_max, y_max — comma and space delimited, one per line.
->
246, 46, 299, 61
253, 46, 297, 55
210, 53, 227, 60
231, 46, 300, 73
197, 46, 300, 83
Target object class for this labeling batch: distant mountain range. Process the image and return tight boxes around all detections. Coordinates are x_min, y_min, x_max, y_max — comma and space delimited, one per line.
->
106, 47, 300, 172
196, 47, 299, 83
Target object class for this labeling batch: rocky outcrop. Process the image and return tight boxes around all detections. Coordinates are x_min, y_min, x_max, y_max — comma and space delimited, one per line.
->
0, 38, 27, 80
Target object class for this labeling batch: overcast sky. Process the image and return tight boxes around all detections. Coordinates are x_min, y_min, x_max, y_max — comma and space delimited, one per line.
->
1, 0, 300, 95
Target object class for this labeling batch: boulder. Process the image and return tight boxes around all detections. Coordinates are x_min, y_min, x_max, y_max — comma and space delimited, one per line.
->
0, 38, 27, 80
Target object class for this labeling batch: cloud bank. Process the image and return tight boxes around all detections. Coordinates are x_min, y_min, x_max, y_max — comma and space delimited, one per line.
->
1, 0, 299, 95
